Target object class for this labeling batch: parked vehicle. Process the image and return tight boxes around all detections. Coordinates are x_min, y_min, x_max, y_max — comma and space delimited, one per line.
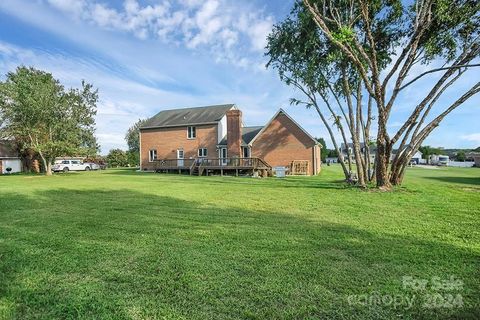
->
52, 160, 92, 172
429, 154, 449, 166
85, 162, 101, 170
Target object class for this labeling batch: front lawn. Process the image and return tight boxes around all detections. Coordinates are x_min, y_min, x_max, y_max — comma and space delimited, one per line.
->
0, 166, 479, 319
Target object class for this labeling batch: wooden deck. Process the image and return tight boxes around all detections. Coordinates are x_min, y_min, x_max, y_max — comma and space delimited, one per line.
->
151, 158, 271, 176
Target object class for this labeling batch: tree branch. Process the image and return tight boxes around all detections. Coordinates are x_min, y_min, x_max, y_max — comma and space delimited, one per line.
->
398, 64, 480, 91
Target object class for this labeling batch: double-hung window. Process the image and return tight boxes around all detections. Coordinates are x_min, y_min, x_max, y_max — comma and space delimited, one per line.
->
198, 148, 208, 158
187, 126, 196, 139
149, 149, 157, 162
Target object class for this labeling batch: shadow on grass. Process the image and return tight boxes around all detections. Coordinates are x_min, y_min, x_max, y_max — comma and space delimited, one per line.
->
0, 189, 478, 319
102, 168, 350, 190
424, 176, 480, 186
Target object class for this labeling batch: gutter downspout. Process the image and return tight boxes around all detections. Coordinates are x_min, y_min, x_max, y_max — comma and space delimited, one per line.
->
139, 130, 142, 171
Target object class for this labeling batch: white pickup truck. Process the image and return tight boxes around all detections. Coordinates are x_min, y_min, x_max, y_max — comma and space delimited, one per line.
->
52, 160, 92, 172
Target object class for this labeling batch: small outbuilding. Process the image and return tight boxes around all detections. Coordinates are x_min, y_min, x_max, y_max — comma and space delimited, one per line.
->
0, 141, 22, 174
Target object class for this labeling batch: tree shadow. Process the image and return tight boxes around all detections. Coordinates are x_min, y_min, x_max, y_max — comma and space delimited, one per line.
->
424, 176, 480, 186
0, 189, 478, 319
101, 168, 349, 190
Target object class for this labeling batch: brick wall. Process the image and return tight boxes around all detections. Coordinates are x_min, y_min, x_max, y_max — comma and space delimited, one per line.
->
226, 110, 242, 157
140, 124, 218, 170
251, 112, 321, 175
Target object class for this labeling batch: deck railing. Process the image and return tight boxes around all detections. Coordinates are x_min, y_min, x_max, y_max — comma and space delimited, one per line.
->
152, 157, 271, 170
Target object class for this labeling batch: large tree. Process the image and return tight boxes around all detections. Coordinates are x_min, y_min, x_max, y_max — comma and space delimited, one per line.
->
106, 149, 128, 168
124, 119, 146, 167
125, 119, 146, 153
0, 66, 98, 175
268, 0, 480, 189
267, 2, 382, 187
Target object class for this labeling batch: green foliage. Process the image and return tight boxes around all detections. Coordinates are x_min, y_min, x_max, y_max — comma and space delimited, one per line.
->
420, 0, 480, 62
327, 149, 339, 158
126, 150, 140, 167
419, 145, 442, 163
106, 149, 128, 167
0, 66, 98, 174
332, 26, 355, 44
316, 137, 328, 162
456, 151, 466, 161
125, 119, 146, 152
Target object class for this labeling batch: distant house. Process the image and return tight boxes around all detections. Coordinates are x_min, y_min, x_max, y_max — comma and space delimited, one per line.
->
139, 104, 321, 176
410, 150, 425, 164
0, 141, 22, 174
325, 157, 339, 163
340, 143, 376, 164
390, 147, 425, 164
469, 153, 480, 167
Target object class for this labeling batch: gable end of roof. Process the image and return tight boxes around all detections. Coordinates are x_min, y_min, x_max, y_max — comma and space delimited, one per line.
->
248, 109, 318, 147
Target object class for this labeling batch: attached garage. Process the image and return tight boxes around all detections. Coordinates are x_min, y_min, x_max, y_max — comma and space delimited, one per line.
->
249, 109, 321, 176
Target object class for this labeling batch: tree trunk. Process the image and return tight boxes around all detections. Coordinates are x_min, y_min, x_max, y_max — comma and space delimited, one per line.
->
38, 151, 52, 176
375, 132, 391, 189
351, 138, 366, 187
46, 162, 52, 176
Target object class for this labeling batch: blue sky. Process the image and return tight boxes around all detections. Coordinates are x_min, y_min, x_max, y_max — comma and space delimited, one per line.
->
0, 0, 479, 154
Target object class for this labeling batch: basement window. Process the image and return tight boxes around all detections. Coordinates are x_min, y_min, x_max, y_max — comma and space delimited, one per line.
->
149, 149, 157, 162
187, 126, 196, 139
198, 148, 208, 158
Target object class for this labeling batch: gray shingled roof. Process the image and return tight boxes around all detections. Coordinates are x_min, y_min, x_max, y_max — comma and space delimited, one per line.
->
141, 104, 234, 129
219, 126, 263, 146
0, 140, 19, 158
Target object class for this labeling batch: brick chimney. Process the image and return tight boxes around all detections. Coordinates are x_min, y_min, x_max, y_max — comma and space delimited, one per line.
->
226, 109, 242, 158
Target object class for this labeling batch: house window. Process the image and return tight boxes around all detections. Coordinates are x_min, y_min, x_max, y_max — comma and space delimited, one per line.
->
187, 126, 196, 139
149, 149, 157, 162
242, 147, 250, 158
198, 148, 208, 157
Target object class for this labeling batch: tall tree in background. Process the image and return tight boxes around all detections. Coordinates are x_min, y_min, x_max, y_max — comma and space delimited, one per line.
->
125, 119, 146, 152
0, 66, 98, 175
125, 119, 146, 166
316, 137, 328, 162
301, 0, 479, 189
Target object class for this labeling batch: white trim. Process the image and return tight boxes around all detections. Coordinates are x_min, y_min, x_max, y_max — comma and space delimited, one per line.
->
187, 126, 196, 139
248, 108, 318, 146
198, 148, 208, 157
177, 149, 184, 166
139, 130, 142, 170
149, 149, 157, 162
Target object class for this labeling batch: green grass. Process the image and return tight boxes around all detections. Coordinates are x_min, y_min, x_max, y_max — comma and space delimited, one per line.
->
0, 166, 479, 319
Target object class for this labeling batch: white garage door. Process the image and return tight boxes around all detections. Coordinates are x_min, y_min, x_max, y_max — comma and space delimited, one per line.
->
2, 159, 22, 173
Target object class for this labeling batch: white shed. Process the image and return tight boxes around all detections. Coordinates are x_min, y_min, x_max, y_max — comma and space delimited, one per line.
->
0, 141, 22, 174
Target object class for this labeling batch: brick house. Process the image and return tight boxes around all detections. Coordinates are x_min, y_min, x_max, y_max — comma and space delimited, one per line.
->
139, 104, 321, 176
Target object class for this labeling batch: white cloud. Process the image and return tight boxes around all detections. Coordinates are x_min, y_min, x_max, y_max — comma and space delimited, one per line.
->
47, 0, 87, 17
42, 0, 274, 67
461, 133, 480, 144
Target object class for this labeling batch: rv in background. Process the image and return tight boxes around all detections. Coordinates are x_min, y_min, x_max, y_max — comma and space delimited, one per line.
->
430, 154, 449, 166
